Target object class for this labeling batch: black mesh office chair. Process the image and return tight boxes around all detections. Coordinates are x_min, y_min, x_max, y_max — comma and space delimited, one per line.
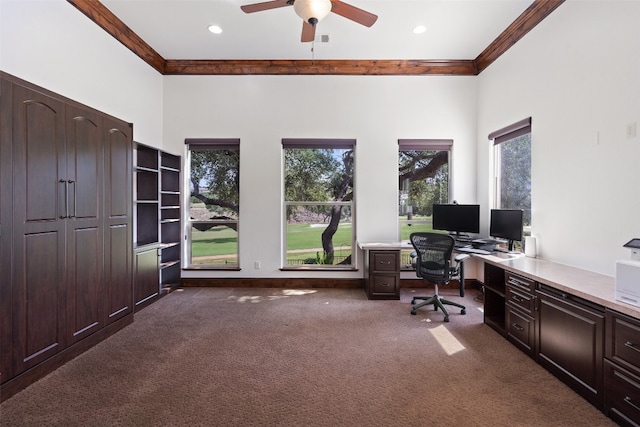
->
409, 232, 470, 322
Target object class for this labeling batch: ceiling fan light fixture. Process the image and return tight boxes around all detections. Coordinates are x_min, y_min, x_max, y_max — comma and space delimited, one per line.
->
293, 0, 332, 25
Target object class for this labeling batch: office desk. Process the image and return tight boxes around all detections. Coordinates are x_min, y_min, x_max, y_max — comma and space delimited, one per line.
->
476, 253, 639, 318
475, 254, 640, 422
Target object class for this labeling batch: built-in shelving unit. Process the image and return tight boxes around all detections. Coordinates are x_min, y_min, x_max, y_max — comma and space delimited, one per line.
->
159, 152, 182, 292
133, 143, 182, 310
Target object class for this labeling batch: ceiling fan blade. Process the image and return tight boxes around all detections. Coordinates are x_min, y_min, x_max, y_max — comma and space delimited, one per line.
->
301, 21, 316, 43
241, 0, 292, 14
330, 0, 378, 27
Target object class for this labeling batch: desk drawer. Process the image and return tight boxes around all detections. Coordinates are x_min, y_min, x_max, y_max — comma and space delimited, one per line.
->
605, 359, 640, 426
607, 310, 640, 372
371, 251, 398, 272
505, 271, 535, 293
506, 306, 535, 357
506, 285, 535, 315
371, 274, 398, 296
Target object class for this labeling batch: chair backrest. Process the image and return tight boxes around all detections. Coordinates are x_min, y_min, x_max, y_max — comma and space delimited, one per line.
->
410, 232, 456, 282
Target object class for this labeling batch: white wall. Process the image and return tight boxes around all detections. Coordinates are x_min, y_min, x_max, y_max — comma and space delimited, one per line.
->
477, 1, 640, 276
8, 0, 635, 279
164, 75, 478, 278
0, 0, 163, 146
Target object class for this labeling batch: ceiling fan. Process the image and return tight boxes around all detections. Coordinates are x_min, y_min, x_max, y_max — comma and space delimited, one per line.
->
240, 0, 378, 43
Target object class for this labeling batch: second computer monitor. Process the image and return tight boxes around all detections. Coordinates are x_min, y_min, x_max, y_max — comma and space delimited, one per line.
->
490, 209, 524, 251
432, 204, 480, 237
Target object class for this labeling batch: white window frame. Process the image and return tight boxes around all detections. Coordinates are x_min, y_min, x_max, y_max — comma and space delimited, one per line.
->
282, 139, 356, 270
184, 138, 240, 270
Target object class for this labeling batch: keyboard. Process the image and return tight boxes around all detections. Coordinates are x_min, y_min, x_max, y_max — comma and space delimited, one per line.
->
472, 238, 501, 245
456, 247, 493, 255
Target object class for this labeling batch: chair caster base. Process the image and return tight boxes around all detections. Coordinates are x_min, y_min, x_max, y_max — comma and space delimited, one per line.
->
410, 310, 417, 315
444, 316, 450, 322
461, 309, 466, 315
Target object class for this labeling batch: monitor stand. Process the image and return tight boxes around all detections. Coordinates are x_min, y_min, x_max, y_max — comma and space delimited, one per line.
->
494, 240, 517, 253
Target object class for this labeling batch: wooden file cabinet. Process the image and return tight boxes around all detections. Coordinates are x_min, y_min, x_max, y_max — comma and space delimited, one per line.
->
364, 250, 400, 300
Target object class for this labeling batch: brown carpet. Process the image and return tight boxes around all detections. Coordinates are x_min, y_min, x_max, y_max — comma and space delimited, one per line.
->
0, 287, 615, 426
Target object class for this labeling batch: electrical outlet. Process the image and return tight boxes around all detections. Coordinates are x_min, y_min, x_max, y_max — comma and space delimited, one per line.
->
627, 122, 637, 139
254, 261, 261, 269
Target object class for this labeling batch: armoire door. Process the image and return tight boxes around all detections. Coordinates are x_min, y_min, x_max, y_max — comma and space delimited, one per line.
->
103, 118, 133, 324
65, 104, 105, 343
0, 77, 14, 381
10, 82, 68, 375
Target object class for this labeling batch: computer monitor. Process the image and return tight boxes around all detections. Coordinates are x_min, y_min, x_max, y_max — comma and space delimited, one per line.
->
490, 209, 524, 251
432, 204, 480, 238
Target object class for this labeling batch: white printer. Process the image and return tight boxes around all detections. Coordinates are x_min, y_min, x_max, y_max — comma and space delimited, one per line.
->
615, 238, 640, 307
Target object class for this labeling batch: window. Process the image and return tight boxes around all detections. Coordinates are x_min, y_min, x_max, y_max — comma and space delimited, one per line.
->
398, 139, 451, 268
185, 139, 239, 269
282, 139, 355, 269
489, 118, 532, 235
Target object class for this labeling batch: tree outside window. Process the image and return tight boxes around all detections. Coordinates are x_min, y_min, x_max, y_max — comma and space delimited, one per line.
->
490, 118, 532, 230
495, 133, 531, 227
185, 139, 239, 269
398, 139, 452, 267
283, 139, 355, 268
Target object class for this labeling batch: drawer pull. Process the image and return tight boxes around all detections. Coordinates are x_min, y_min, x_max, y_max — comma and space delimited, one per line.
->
624, 341, 640, 353
507, 277, 530, 290
624, 396, 640, 412
379, 283, 390, 287
511, 295, 524, 303
379, 261, 391, 265
511, 323, 524, 332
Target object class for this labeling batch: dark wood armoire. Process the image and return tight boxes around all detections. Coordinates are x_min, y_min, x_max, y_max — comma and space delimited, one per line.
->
0, 72, 134, 400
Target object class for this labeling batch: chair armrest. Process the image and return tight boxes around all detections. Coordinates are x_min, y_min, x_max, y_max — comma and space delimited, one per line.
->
454, 254, 470, 263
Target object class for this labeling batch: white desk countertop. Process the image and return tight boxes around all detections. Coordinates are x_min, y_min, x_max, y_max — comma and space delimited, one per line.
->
477, 254, 640, 319
358, 241, 413, 250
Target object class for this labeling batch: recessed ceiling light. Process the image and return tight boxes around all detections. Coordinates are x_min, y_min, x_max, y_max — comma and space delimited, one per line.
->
413, 25, 427, 35
208, 25, 222, 34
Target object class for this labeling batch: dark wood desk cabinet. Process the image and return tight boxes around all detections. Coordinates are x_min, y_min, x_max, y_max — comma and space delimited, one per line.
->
505, 272, 536, 357
605, 309, 640, 426
535, 284, 604, 408
483, 263, 608, 417
364, 250, 400, 300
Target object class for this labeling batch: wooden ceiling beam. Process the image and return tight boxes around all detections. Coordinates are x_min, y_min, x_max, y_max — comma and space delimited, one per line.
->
66, 0, 565, 76
67, 0, 166, 74
163, 59, 478, 76
474, 0, 566, 73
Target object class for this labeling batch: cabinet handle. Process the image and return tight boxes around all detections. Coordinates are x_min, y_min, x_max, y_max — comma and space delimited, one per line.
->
511, 322, 524, 332
59, 179, 68, 219
624, 396, 640, 412
507, 277, 530, 291
379, 283, 390, 287
511, 294, 524, 303
379, 261, 391, 265
624, 341, 640, 353
68, 180, 76, 218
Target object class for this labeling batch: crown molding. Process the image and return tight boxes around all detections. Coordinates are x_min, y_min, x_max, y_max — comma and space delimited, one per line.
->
67, 0, 565, 76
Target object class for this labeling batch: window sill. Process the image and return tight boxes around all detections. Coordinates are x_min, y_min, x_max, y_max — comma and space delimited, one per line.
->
183, 266, 241, 271
280, 267, 358, 272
